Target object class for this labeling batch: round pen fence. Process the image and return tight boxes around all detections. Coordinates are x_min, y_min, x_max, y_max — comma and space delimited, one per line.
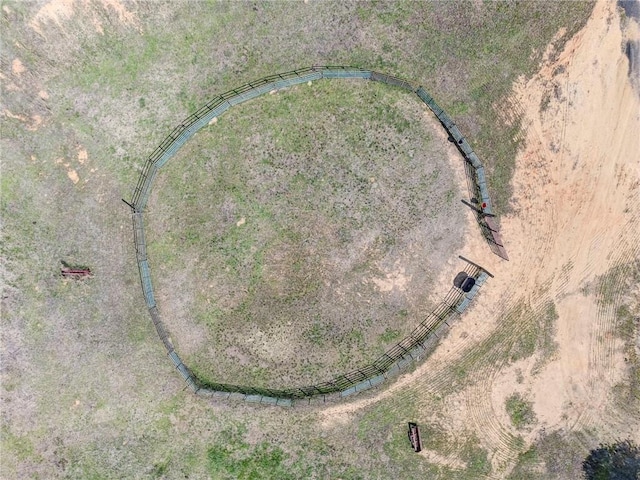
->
126, 66, 505, 406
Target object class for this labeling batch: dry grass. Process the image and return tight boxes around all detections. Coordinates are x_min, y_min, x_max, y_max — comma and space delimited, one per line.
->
1, 1, 596, 478
146, 78, 465, 389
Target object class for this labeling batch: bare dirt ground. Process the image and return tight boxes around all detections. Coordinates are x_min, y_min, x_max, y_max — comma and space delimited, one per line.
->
321, 0, 640, 475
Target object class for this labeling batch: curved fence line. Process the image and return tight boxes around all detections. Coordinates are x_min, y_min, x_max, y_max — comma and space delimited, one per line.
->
127, 66, 500, 405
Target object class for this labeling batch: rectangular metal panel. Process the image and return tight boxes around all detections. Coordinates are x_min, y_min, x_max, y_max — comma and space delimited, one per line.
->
322, 69, 372, 79
456, 297, 471, 313
139, 260, 156, 308
354, 379, 373, 392
177, 363, 191, 380
168, 351, 181, 367
340, 386, 357, 397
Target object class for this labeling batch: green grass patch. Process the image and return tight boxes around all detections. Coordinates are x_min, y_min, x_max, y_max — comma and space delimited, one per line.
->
207, 442, 293, 480
595, 262, 640, 414
459, 436, 492, 477
596, 262, 640, 306
505, 393, 537, 430
507, 446, 543, 480
507, 301, 558, 367
206, 425, 310, 480
378, 327, 402, 344
1, 426, 37, 463
612, 303, 640, 414
615, 304, 637, 341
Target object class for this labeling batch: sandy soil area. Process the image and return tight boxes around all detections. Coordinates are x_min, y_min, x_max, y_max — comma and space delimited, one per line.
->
321, 0, 639, 474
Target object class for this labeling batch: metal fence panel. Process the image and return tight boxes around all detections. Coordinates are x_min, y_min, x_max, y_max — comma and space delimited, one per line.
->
370, 71, 415, 91
132, 213, 147, 260
128, 67, 499, 404
139, 260, 155, 308
169, 351, 181, 368
186, 376, 198, 392
354, 379, 373, 393
322, 69, 372, 79
149, 307, 172, 351
456, 297, 471, 313
340, 386, 357, 397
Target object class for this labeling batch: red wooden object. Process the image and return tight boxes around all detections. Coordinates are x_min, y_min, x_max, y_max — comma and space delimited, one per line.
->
61, 268, 92, 278
408, 422, 423, 452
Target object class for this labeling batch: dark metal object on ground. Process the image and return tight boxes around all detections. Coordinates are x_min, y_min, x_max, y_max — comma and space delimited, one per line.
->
408, 422, 423, 452
483, 216, 509, 260
453, 271, 468, 288
461, 276, 476, 293
461, 198, 496, 217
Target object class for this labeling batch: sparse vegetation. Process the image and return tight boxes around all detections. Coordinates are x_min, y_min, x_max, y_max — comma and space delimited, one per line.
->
148, 77, 466, 389
613, 302, 640, 415
507, 446, 542, 480
506, 301, 559, 368
536, 430, 587, 479
596, 262, 640, 416
505, 393, 537, 429
207, 426, 307, 480
532, 302, 559, 373
1, 1, 598, 479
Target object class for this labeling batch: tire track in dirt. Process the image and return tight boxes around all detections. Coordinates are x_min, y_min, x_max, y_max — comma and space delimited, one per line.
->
463, 349, 523, 470
426, 0, 639, 472
448, 88, 568, 472
321, 3, 640, 475
572, 213, 640, 435
525, 0, 640, 448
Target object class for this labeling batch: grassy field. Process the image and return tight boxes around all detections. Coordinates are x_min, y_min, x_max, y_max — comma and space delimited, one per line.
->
0, 1, 601, 479
146, 78, 465, 389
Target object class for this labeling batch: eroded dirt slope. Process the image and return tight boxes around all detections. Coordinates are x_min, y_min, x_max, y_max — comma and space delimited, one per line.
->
322, 0, 640, 475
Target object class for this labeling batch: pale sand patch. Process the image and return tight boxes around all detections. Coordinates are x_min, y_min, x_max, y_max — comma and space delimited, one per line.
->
450, 0, 639, 472
30, 115, 43, 130
28, 0, 75, 35
370, 264, 411, 293
29, 0, 141, 37
101, 0, 140, 28
3, 110, 29, 123
92, 15, 104, 35
322, 0, 640, 474
67, 169, 79, 184
2, 110, 43, 131
530, 294, 615, 429
419, 449, 466, 470
3, 82, 19, 92
11, 58, 26, 75
77, 147, 88, 164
